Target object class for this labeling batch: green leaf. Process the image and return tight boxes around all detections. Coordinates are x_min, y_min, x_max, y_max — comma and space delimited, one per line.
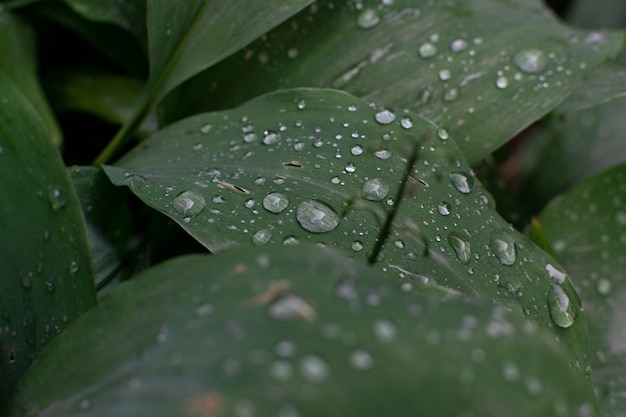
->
0, 12, 62, 147
7, 246, 600, 417
160, 0, 623, 165
69, 166, 135, 291
104, 88, 589, 374
538, 162, 626, 417
45, 71, 157, 133
0, 69, 96, 408
62, 0, 147, 47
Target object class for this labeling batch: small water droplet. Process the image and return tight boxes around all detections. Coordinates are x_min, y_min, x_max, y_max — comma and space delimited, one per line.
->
45, 280, 55, 292
501, 360, 520, 382
496, 76, 509, 89
490, 230, 516, 266
596, 279, 612, 295
193, 302, 214, 317
296, 200, 340, 233
444, 88, 459, 101
192, 143, 203, 151
437, 202, 451, 215
233, 400, 255, 417
362, 178, 390, 201
243, 132, 258, 143
199, 123, 213, 134
262, 131, 281, 145
276, 340, 296, 357
268, 293, 316, 321
300, 355, 330, 383
547, 284, 577, 328
400, 117, 413, 129
374, 109, 396, 124
450, 38, 468, 52
47, 185, 66, 211
437, 128, 449, 140
374, 149, 392, 160
449, 172, 473, 194
349, 348, 374, 371
357, 8, 380, 29
296, 99, 306, 109
394, 239, 404, 249
68, 260, 79, 275
418, 42, 437, 58
513, 48, 547, 74
269, 360, 293, 381
345, 163, 356, 173
173, 191, 206, 217
351, 241, 364, 251
438, 69, 451, 81
373, 319, 397, 343
283, 236, 299, 245
263, 192, 289, 214
351, 145, 364, 156
252, 230, 272, 245
448, 232, 472, 264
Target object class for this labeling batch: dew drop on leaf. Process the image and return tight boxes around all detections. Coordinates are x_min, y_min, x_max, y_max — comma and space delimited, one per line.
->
374, 109, 396, 124
47, 185, 66, 211
496, 76, 509, 89
351, 241, 364, 251
362, 178, 390, 201
448, 232, 472, 264
595, 279, 612, 295
373, 149, 392, 160
296, 200, 340, 233
263, 192, 289, 214
450, 38, 468, 52
490, 230, 517, 266
262, 131, 281, 145
547, 284, 577, 328
172, 191, 206, 217
512, 48, 548, 74
373, 319, 397, 343
252, 229, 272, 245
400, 117, 413, 129
299, 355, 330, 383
418, 42, 437, 58
437, 202, 451, 215
449, 172, 473, 194
267, 293, 315, 321
348, 348, 374, 371
357, 8, 380, 29
351, 145, 364, 156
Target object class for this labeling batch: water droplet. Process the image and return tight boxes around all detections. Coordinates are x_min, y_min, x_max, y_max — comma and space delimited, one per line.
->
262, 131, 281, 145
68, 260, 79, 275
268, 294, 316, 321
300, 355, 330, 383
547, 284, 577, 328
362, 178, 390, 201
437, 202, 451, 215
545, 264, 567, 284
357, 8, 380, 29
438, 69, 451, 81
490, 230, 516, 266
449, 172, 473, 194
351, 145, 364, 156
501, 360, 520, 382
47, 185, 66, 211
448, 232, 472, 264
374, 109, 396, 124
373, 319, 397, 343
349, 348, 374, 371
283, 236, 299, 245
173, 191, 206, 217
243, 133, 258, 143
199, 123, 212, 134
345, 163, 356, 173
192, 143, 203, 151
351, 241, 364, 251
444, 88, 459, 102
524, 376, 543, 397
400, 117, 413, 129
233, 400, 255, 417
252, 230, 272, 245
450, 38, 468, 52
296, 99, 306, 109
496, 76, 509, 89
296, 200, 340, 233
263, 192, 289, 214
394, 239, 404, 249
513, 48, 547, 74
269, 360, 293, 381
374, 149, 392, 160
45, 280, 55, 292
596, 279, 611, 295
418, 42, 437, 58
193, 302, 214, 317
437, 128, 449, 140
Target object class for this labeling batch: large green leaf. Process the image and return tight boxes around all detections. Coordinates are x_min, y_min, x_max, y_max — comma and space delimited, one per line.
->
538, 162, 626, 417
0, 69, 96, 408
7, 246, 600, 417
160, 0, 623, 165
0, 12, 62, 147
104, 88, 589, 373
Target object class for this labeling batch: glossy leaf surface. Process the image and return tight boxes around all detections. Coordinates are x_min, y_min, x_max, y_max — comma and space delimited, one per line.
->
7, 246, 600, 417
105, 88, 588, 371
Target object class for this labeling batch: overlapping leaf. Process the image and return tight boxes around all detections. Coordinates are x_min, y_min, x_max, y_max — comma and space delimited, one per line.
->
538, 162, 626, 417
160, 0, 623, 165
7, 246, 600, 417
105, 88, 588, 372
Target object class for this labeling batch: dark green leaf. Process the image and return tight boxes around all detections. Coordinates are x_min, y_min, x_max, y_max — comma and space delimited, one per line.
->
0, 69, 96, 408
538, 162, 626, 417
160, 0, 623, 165
0, 12, 62, 147
104, 88, 589, 374
7, 246, 600, 417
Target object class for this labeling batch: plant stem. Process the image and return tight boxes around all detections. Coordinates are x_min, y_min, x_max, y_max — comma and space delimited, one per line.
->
367, 137, 423, 265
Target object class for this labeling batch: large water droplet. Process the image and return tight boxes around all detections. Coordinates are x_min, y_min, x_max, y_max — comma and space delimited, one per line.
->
418, 42, 437, 58
262, 131, 281, 145
400, 117, 413, 129
373, 319, 397, 343
490, 230, 516, 266
547, 284, 577, 328
351, 145, 364, 156
450, 38, 468, 52
349, 348, 374, 371
362, 178, 390, 201
437, 202, 451, 215
448, 232, 472, 264
374, 109, 396, 124
300, 355, 330, 383
513, 48, 548, 74
357, 8, 380, 29
252, 230, 272, 245
449, 172, 473, 194
296, 200, 340, 233
373, 149, 392, 160
268, 294, 316, 321
496, 76, 509, 89
173, 191, 206, 217
47, 185, 66, 211
263, 192, 289, 214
